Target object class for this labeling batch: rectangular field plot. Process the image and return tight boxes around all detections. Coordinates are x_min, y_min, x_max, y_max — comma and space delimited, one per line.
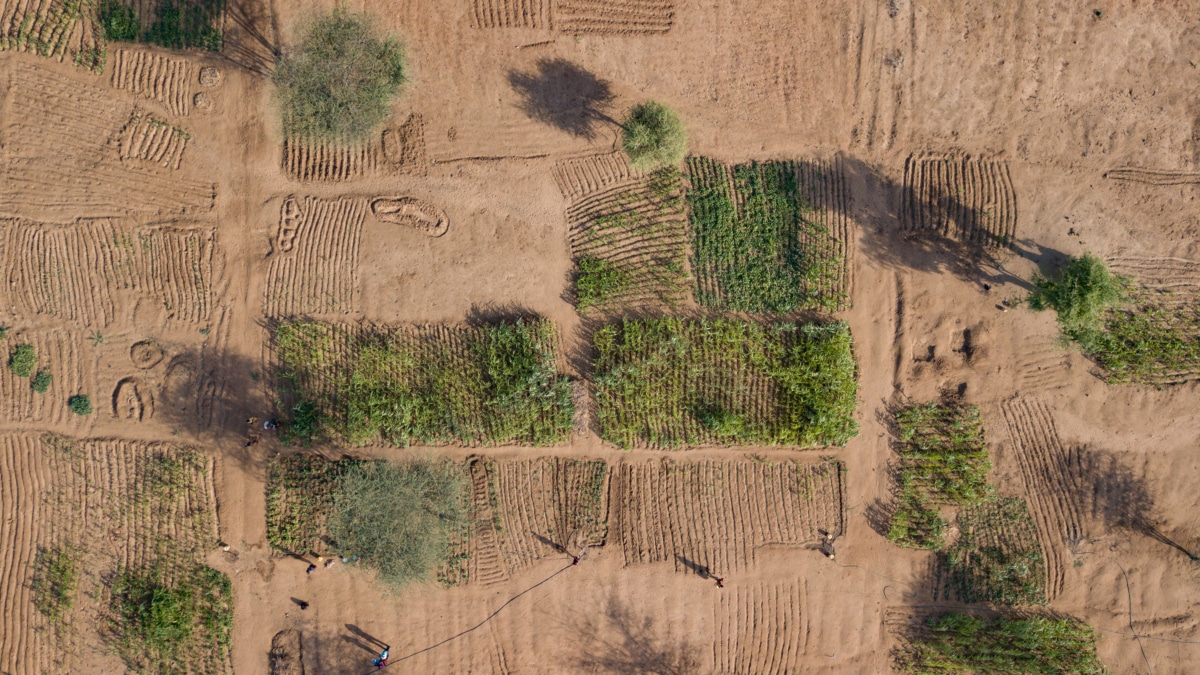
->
2, 62, 215, 219
1, 218, 217, 327
554, 0, 676, 35
612, 458, 845, 573
271, 319, 574, 447
568, 169, 689, 313
471, 0, 549, 28
266, 454, 607, 587
0, 0, 104, 70
591, 318, 858, 449
0, 434, 229, 675
553, 152, 639, 201
900, 155, 1017, 246
934, 497, 1047, 606
281, 114, 427, 182
264, 196, 367, 316
687, 156, 850, 313
0, 328, 96, 429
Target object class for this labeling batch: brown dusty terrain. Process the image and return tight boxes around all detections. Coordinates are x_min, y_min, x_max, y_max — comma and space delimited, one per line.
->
3, 0, 1200, 673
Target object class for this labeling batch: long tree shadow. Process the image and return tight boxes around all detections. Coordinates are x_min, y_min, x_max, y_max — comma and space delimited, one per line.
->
565, 595, 700, 674
222, 0, 281, 75
508, 58, 616, 140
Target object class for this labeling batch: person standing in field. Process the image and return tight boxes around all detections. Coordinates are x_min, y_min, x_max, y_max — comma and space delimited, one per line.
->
372, 646, 390, 669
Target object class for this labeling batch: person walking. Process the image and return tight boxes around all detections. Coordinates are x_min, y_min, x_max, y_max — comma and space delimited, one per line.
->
372, 645, 390, 669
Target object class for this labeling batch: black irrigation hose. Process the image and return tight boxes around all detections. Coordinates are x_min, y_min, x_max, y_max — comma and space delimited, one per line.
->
362, 560, 577, 674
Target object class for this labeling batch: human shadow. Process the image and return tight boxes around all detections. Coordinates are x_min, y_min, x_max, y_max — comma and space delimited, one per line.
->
508, 58, 616, 140
533, 531, 568, 554
674, 554, 711, 579
345, 624, 388, 650
565, 595, 700, 674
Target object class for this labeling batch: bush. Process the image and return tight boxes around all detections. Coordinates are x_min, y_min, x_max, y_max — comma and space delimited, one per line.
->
9, 344, 36, 377
897, 614, 1106, 674
1029, 253, 1126, 343
99, 0, 140, 41
110, 566, 233, 671
274, 8, 406, 140
621, 101, 687, 171
328, 459, 467, 588
31, 370, 51, 394
68, 395, 93, 415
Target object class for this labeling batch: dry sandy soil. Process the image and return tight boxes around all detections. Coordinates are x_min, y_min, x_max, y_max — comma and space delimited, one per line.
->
3, 0, 1200, 673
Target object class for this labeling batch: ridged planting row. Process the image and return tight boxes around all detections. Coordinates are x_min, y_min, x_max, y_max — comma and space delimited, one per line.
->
568, 171, 690, 310
0, 330, 93, 429
0, 0, 102, 69
612, 459, 844, 573
5, 62, 215, 217
471, 0, 548, 28
900, 155, 1017, 246
934, 497, 1047, 605
111, 48, 194, 117
0, 435, 53, 675
713, 579, 807, 675
119, 112, 189, 170
554, 0, 675, 34
1001, 398, 1083, 600
264, 197, 366, 316
686, 156, 851, 311
1, 219, 215, 326
1108, 257, 1200, 294
491, 457, 608, 572
282, 114, 427, 182
553, 153, 638, 200
1103, 168, 1200, 186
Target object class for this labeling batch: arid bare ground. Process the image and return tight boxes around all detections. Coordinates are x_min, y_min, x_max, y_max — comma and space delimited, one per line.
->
3, 0, 1200, 673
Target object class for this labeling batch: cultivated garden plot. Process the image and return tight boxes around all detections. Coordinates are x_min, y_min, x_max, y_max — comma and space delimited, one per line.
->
899, 155, 1018, 247
686, 156, 850, 313
568, 168, 690, 313
893, 613, 1105, 675
933, 497, 1047, 606
0, 434, 230, 675
271, 319, 574, 447
0, 0, 105, 70
591, 318, 858, 449
265, 454, 607, 588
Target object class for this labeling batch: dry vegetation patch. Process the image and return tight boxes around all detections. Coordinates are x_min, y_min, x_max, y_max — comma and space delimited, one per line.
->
592, 318, 858, 449
273, 319, 573, 447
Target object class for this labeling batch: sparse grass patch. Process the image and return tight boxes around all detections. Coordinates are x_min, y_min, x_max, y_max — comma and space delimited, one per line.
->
687, 157, 847, 313
592, 318, 858, 448
274, 7, 406, 141
896, 614, 1106, 674
68, 395, 92, 415
936, 497, 1046, 606
274, 319, 573, 447
887, 400, 991, 549
9, 343, 36, 377
32, 546, 79, 627
109, 565, 233, 673
569, 168, 689, 313
621, 101, 686, 171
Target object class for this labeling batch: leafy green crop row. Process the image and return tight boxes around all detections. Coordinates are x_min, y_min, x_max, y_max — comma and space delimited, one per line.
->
896, 614, 1105, 674
99, 0, 224, 51
592, 318, 858, 448
936, 497, 1046, 606
275, 319, 573, 447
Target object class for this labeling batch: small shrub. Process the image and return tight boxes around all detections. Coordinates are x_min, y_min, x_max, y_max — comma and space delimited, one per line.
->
99, 0, 140, 41
274, 8, 406, 141
68, 395, 93, 415
0, 326, 9, 339
9, 343, 36, 377
109, 566, 233, 671
575, 256, 630, 313
621, 101, 687, 171
32, 547, 78, 626
328, 459, 468, 588
31, 370, 51, 393
1029, 253, 1126, 343
896, 614, 1106, 674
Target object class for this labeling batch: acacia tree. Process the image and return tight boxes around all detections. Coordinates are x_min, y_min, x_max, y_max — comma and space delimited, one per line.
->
621, 101, 687, 170
274, 8, 406, 141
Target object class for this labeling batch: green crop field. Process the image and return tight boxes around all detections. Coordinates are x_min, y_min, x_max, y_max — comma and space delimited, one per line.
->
686, 156, 850, 313
1087, 287, 1200, 385
887, 400, 992, 550
935, 497, 1046, 606
592, 318, 858, 448
273, 319, 574, 447
896, 614, 1105, 674
568, 168, 690, 313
